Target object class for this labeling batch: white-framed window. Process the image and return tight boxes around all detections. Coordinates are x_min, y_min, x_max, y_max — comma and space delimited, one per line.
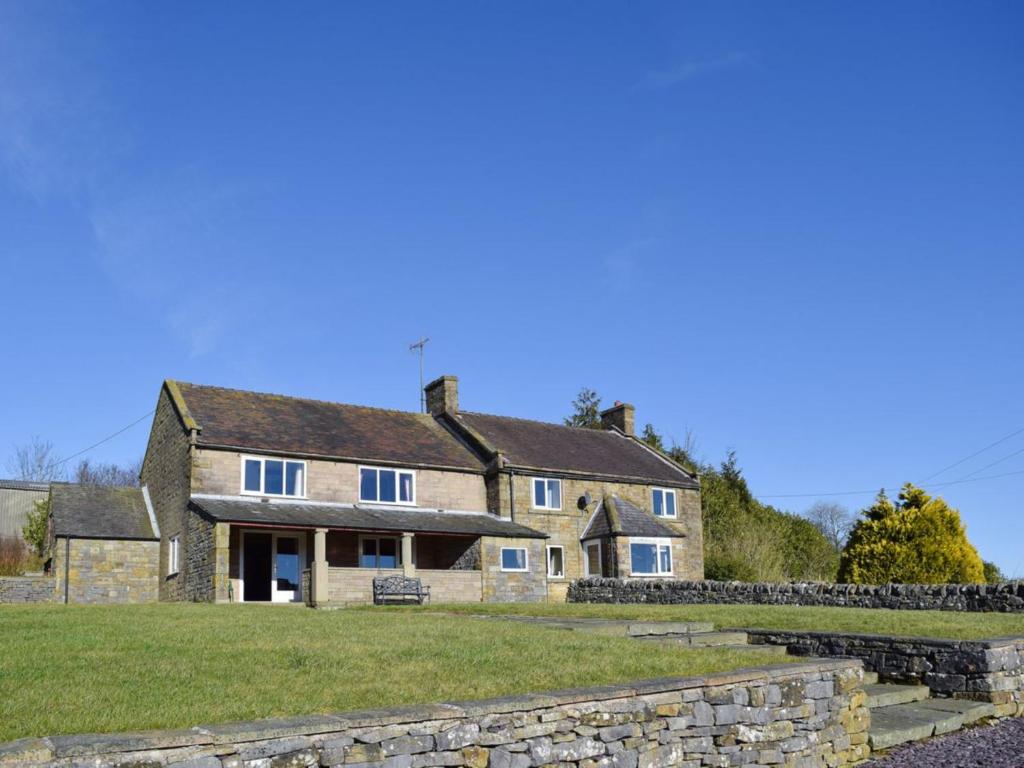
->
532, 477, 562, 510
629, 537, 673, 576
359, 535, 405, 569
583, 540, 601, 577
500, 547, 529, 572
360, 466, 416, 505
168, 535, 180, 576
546, 545, 565, 578
652, 488, 677, 518
241, 456, 306, 498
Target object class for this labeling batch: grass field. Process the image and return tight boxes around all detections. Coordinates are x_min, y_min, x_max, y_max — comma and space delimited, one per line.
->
0, 603, 784, 742
423, 602, 1024, 640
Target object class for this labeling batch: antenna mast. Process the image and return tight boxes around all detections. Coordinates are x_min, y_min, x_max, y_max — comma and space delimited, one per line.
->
409, 337, 430, 412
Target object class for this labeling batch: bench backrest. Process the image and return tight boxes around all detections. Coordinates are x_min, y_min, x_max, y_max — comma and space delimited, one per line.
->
373, 575, 423, 595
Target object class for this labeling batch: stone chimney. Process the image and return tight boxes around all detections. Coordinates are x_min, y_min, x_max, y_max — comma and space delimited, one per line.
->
425, 375, 459, 415
600, 401, 635, 436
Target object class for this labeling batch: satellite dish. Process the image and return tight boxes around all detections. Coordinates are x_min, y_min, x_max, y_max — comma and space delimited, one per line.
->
578, 491, 593, 510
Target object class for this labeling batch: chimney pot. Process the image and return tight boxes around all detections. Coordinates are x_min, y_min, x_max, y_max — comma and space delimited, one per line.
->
600, 402, 635, 436
424, 375, 459, 415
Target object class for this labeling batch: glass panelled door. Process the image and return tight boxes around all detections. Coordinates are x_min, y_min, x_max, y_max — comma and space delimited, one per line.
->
271, 534, 302, 602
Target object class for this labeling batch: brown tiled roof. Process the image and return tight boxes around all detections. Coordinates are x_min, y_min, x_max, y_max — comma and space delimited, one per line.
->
582, 496, 683, 540
454, 412, 698, 486
191, 497, 546, 538
51, 483, 157, 540
173, 382, 484, 471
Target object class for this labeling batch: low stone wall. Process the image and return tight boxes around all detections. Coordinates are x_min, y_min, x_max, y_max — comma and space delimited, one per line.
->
745, 629, 1024, 716
0, 659, 870, 768
322, 567, 482, 605
568, 577, 1024, 612
0, 574, 54, 604
51, 537, 160, 604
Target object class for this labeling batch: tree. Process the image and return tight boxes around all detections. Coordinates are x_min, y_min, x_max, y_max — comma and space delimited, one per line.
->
805, 501, 853, 550
640, 424, 665, 452
838, 483, 985, 584
983, 561, 1006, 584
22, 499, 49, 558
564, 388, 602, 429
73, 458, 142, 487
6, 437, 64, 482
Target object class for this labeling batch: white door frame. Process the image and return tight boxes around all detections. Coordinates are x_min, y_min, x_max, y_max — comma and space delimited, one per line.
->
239, 529, 306, 603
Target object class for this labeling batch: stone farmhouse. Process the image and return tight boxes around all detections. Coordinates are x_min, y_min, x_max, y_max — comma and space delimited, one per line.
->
43, 376, 703, 604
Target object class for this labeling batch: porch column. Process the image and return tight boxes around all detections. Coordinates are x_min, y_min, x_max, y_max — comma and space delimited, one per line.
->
312, 527, 330, 607
402, 532, 416, 577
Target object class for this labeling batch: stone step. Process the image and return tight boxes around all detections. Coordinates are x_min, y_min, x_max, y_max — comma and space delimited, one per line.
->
862, 671, 879, 686
717, 643, 791, 656
626, 622, 715, 637
868, 698, 982, 751
914, 697, 997, 725
864, 683, 930, 709
637, 631, 750, 647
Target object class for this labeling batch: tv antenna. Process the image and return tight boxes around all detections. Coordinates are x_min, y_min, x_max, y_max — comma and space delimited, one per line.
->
409, 337, 430, 412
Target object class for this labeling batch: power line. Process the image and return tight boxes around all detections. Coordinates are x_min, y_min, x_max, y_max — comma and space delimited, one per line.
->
55, 410, 155, 467
953, 445, 1024, 482
921, 426, 1024, 481
760, 467, 1024, 500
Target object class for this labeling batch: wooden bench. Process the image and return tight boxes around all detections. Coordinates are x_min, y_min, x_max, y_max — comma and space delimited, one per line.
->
373, 575, 430, 605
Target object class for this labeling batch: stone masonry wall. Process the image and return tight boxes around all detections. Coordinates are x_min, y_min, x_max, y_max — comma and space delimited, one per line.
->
568, 578, 1024, 612
316, 567, 482, 605
50, 537, 159, 604
140, 385, 194, 601
0, 659, 871, 768
480, 536, 547, 603
745, 629, 1024, 717
185, 513, 230, 602
0, 574, 54, 603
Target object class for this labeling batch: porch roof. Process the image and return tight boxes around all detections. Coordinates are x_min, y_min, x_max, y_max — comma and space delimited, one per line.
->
189, 496, 547, 539
581, 495, 684, 540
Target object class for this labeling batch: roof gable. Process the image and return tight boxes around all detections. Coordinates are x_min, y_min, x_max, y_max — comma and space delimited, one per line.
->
454, 411, 697, 486
173, 382, 485, 471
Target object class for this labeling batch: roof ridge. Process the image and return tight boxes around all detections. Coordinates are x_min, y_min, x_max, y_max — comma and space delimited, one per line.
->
174, 381, 434, 421
459, 410, 620, 436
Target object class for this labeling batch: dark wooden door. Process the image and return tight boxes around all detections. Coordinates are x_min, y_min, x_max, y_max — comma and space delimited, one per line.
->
243, 532, 272, 601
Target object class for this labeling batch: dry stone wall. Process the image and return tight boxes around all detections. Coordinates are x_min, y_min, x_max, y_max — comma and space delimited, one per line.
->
0, 660, 870, 768
0, 574, 53, 603
568, 578, 1024, 613
745, 630, 1024, 717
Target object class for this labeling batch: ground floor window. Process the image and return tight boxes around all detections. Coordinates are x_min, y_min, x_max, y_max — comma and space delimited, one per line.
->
501, 547, 528, 572
583, 540, 601, 577
360, 536, 403, 569
546, 545, 564, 578
629, 538, 672, 576
168, 535, 180, 575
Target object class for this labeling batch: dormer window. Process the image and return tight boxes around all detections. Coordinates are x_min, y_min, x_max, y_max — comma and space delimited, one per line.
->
241, 456, 306, 497
360, 466, 415, 505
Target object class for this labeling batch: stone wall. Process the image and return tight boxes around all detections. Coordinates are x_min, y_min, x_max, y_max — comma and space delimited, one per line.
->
140, 384, 194, 601
0, 574, 54, 603
745, 629, 1024, 716
51, 537, 159, 604
0, 659, 871, 768
568, 578, 1024, 612
318, 567, 482, 605
480, 536, 547, 603
185, 513, 230, 602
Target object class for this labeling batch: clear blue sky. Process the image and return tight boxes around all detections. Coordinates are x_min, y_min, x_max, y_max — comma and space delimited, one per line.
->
2, 3, 1022, 574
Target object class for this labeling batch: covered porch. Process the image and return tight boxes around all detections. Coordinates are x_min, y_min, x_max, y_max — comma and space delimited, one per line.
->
190, 496, 544, 606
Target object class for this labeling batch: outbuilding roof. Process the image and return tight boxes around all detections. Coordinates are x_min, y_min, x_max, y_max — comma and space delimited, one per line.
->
190, 496, 547, 539
454, 411, 698, 487
171, 382, 484, 472
582, 495, 684, 540
50, 483, 157, 540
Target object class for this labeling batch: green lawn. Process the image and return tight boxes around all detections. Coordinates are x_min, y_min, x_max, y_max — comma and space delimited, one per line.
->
424, 602, 1024, 640
0, 604, 785, 742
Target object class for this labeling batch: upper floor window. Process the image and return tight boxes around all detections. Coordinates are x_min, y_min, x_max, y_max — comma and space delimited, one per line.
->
360, 466, 415, 505
242, 456, 306, 497
532, 478, 562, 510
652, 488, 677, 518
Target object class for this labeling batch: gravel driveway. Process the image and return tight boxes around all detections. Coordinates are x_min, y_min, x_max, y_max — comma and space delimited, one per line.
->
865, 719, 1024, 767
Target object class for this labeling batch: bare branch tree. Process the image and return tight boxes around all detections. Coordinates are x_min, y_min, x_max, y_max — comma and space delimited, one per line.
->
5, 437, 65, 482
73, 458, 142, 487
805, 500, 853, 550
